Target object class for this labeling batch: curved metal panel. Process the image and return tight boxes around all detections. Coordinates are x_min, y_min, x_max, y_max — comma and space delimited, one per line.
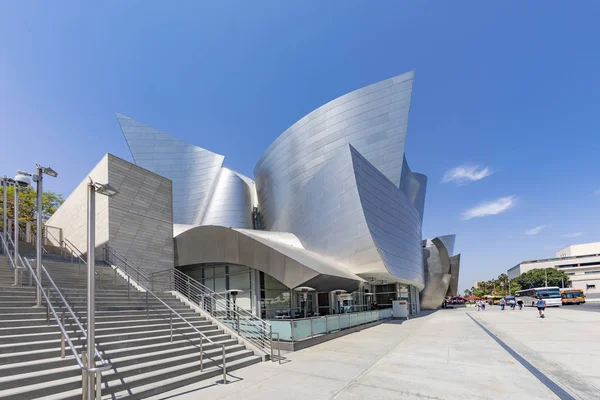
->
420, 235, 461, 309
255, 71, 415, 229
174, 225, 363, 292
116, 114, 224, 225
201, 168, 253, 228
270, 144, 424, 289
400, 156, 427, 221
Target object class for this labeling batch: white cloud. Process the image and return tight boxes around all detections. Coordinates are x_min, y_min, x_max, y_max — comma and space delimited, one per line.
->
442, 164, 492, 186
525, 225, 546, 235
562, 232, 584, 238
461, 196, 517, 220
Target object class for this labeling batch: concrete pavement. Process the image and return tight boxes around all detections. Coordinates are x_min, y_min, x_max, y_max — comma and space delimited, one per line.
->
148, 306, 600, 400
470, 304, 600, 399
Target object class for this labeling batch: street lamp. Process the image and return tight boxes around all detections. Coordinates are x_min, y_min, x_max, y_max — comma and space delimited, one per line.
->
293, 286, 315, 318
86, 179, 118, 399
13, 171, 31, 268
1, 177, 16, 253
27, 166, 59, 306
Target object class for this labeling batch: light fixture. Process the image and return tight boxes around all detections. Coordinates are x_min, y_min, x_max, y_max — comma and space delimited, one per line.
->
94, 182, 119, 197
39, 166, 58, 178
14, 170, 32, 188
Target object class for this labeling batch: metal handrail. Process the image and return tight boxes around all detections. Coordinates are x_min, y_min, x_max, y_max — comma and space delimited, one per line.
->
62, 237, 87, 265
149, 265, 278, 360
103, 244, 228, 380
1, 232, 110, 399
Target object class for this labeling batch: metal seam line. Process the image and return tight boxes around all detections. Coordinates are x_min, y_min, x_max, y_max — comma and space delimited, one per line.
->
466, 313, 576, 400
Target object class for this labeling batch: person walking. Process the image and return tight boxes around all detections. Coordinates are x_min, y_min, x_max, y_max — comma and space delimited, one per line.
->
500, 297, 506, 311
481, 300, 486, 311
517, 299, 523, 310
509, 298, 515, 310
476, 301, 480, 311
536, 297, 546, 318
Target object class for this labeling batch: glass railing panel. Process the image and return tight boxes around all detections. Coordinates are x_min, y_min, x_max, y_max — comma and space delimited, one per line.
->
312, 316, 327, 335
326, 315, 339, 332
292, 319, 312, 341
270, 320, 292, 341
339, 314, 350, 329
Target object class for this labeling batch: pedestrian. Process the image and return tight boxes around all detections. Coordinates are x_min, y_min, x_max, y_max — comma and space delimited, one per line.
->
481, 301, 486, 311
500, 297, 506, 311
536, 297, 546, 318
509, 299, 515, 310
517, 299, 523, 310
476, 301, 480, 311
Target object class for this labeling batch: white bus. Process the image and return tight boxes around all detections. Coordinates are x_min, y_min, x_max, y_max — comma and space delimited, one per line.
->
515, 287, 562, 307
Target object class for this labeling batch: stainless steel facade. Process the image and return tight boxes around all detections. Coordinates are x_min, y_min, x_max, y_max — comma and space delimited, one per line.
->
201, 168, 253, 229
255, 71, 415, 230
420, 235, 461, 309
118, 71, 437, 295
117, 114, 225, 225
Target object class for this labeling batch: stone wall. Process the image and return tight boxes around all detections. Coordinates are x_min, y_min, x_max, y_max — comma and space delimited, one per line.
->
45, 153, 174, 273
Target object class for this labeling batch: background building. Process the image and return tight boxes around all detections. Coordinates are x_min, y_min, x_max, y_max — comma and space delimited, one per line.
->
508, 241, 600, 299
420, 235, 461, 309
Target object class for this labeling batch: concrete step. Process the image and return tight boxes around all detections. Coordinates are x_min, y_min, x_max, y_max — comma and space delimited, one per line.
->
0, 332, 233, 365
0, 344, 249, 391
0, 314, 207, 333
0, 337, 239, 377
0, 349, 260, 400
0, 326, 226, 355
0, 318, 213, 338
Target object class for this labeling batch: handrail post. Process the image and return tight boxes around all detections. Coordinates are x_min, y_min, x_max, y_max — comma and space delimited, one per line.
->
127, 275, 130, 300
46, 288, 50, 325
146, 291, 149, 319
311, 318, 314, 338
200, 334, 204, 371
170, 311, 173, 343
61, 312, 66, 358
95, 371, 102, 400
269, 325, 274, 361
81, 352, 88, 399
222, 345, 227, 384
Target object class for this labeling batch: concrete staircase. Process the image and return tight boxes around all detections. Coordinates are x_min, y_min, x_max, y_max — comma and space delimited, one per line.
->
0, 252, 262, 399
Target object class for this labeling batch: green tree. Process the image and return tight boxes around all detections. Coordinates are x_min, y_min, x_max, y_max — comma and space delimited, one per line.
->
512, 268, 570, 289
0, 186, 64, 232
464, 288, 473, 297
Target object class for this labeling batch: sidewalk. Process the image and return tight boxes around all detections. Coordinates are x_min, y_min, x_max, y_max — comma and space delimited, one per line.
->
470, 305, 600, 399
149, 309, 562, 400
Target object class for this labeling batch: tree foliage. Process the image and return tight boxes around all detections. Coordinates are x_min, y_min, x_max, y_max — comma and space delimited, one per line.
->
466, 268, 569, 298
512, 268, 570, 289
0, 186, 64, 231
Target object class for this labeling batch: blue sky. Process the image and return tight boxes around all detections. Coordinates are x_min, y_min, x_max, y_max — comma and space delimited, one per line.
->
1, 1, 599, 292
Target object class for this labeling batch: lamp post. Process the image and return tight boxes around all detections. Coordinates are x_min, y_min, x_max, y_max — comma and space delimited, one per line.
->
13, 171, 31, 268
86, 180, 118, 399
329, 289, 347, 314
28, 166, 58, 306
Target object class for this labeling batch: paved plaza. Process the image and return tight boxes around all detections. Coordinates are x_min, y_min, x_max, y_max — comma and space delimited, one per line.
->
149, 306, 600, 400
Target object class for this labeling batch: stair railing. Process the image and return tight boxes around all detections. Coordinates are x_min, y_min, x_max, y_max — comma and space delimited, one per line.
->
0, 230, 24, 285
152, 267, 278, 361
103, 244, 228, 382
1, 230, 110, 399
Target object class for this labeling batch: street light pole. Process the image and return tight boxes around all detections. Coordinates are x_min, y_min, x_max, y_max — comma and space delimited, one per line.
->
2, 177, 6, 252
13, 186, 19, 267
85, 179, 118, 399
86, 181, 96, 399
545, 269, 548, 287
35, 167, 43, 307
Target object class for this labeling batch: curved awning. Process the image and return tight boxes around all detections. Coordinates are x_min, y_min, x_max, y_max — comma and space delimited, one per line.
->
174, 225, 364, 292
